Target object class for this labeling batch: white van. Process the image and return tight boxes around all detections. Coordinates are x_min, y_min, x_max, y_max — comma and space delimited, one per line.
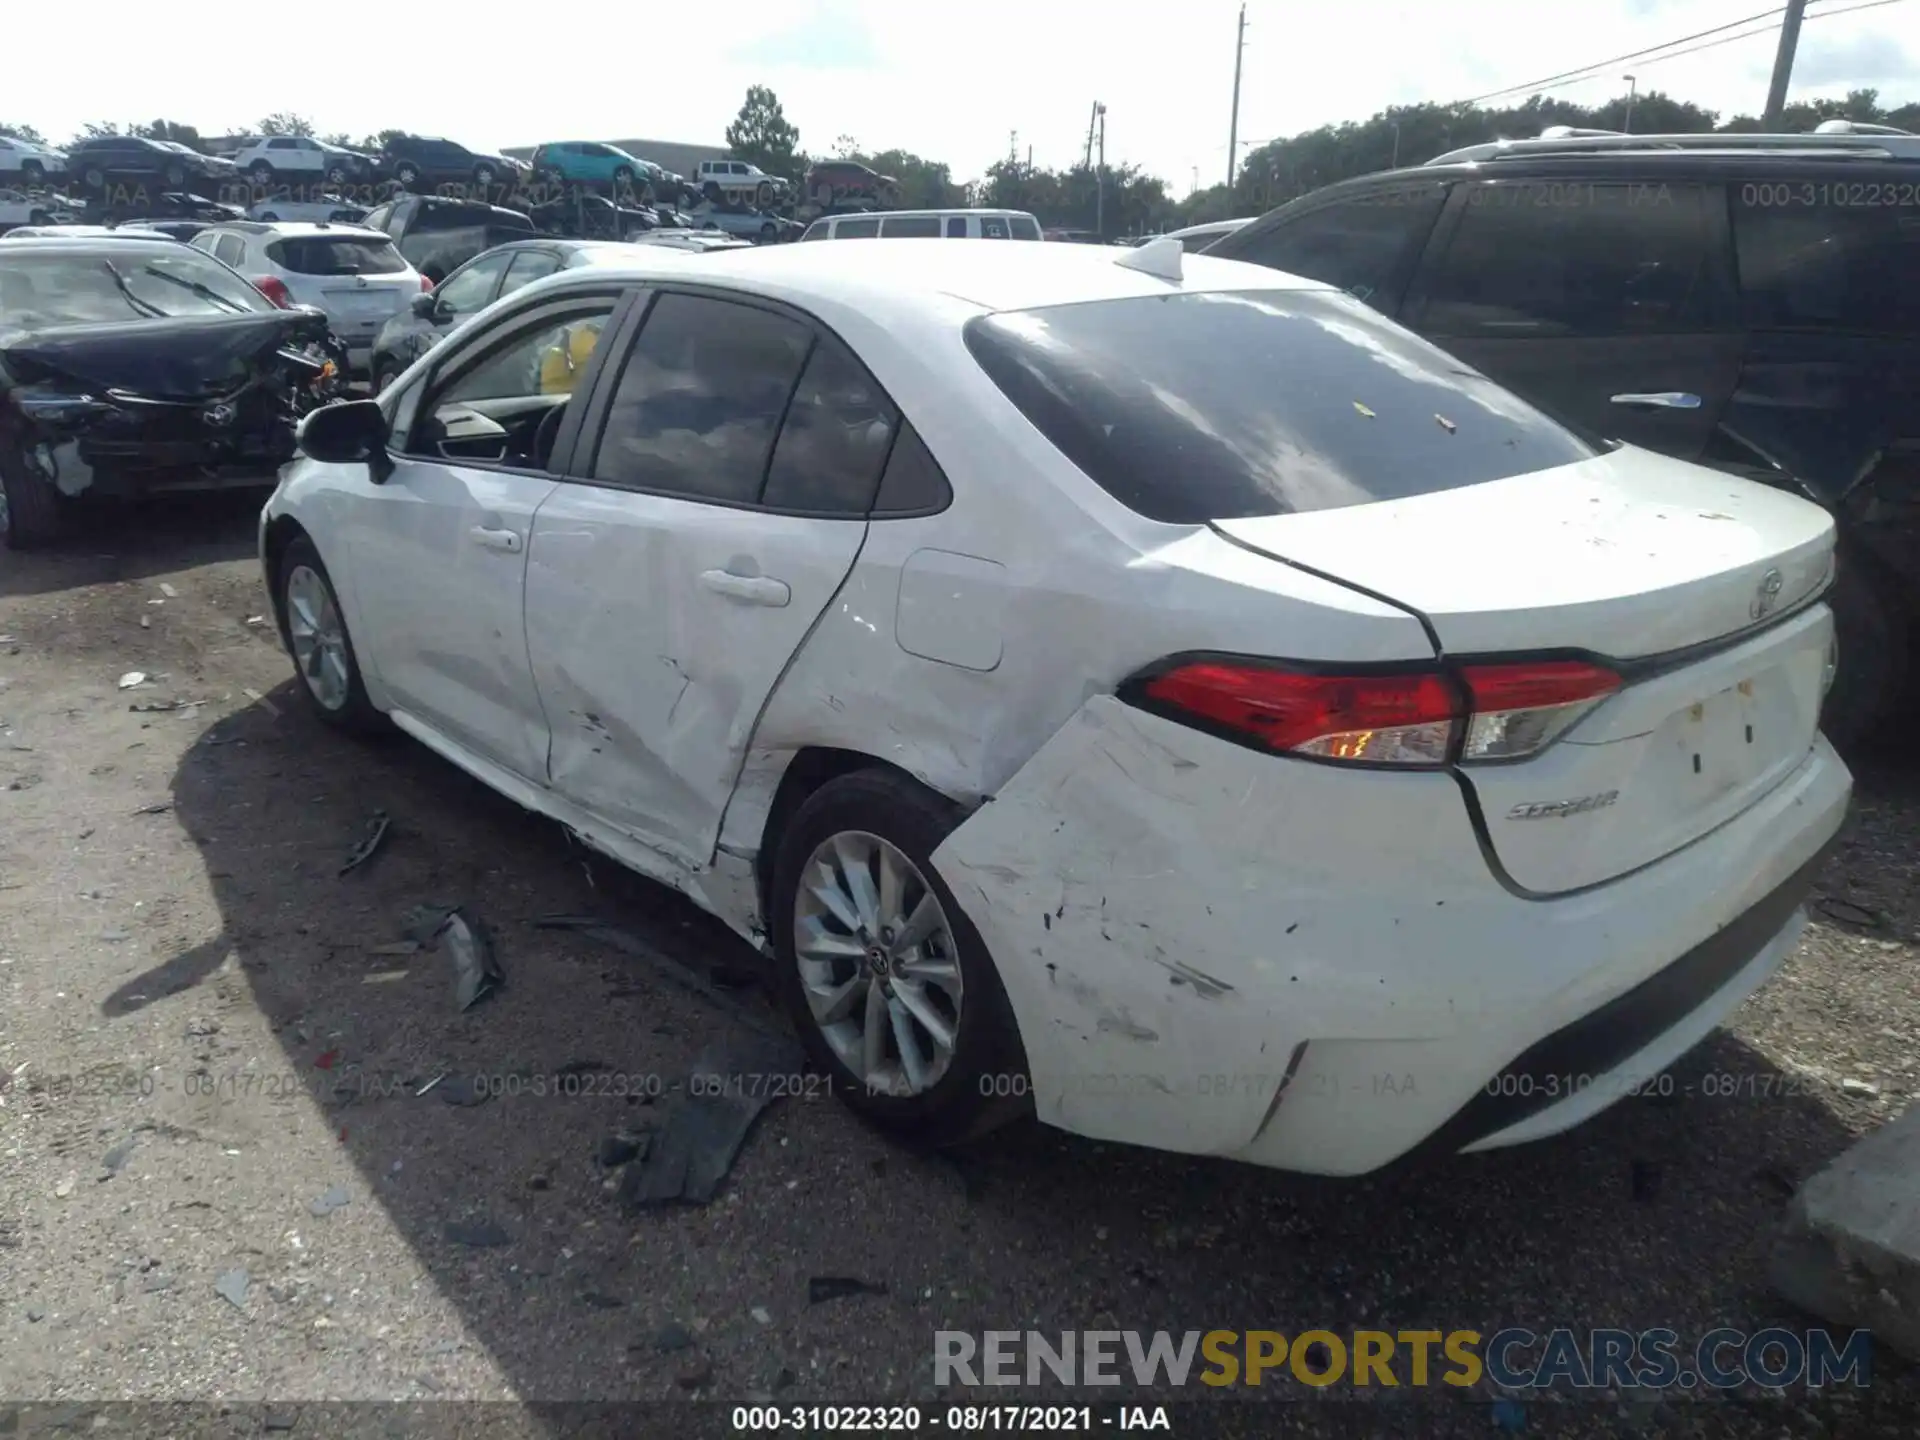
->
800, 208, 1042, 242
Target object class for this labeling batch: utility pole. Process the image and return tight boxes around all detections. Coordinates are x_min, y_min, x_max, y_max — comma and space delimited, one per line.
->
1227, 3, 1247, 189
1623, 74, 1638, 133
1093, 103, 1107, 238
1763, 0, 1807, 129
1085, 103, 1099, 171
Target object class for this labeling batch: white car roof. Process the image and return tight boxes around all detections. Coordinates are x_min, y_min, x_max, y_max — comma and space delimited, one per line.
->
219, 222, 390, 238
844, 208, 1039, 221
568, 235, 1327, 314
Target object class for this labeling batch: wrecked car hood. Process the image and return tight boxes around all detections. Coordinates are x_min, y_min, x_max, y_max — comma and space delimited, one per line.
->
1, 311, 327, 401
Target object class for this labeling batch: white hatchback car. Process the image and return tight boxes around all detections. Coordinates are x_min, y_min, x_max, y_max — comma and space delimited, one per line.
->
191, 221, 428, 376
261, 239, 1850, 1175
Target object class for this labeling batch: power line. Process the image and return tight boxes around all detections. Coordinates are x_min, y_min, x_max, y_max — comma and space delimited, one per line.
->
1459, 5, 1787, 107
1461, 0, 1909, 107
1206, 0, 1910, 173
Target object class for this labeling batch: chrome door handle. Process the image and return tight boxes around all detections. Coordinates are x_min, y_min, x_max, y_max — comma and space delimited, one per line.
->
699, 569, 791, 606
469, 526, 523, 553
1610, 392, 1701, 409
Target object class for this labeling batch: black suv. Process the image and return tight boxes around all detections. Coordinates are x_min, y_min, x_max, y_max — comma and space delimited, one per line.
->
378, 135, 528, 193
1209, 125, 1920, 745
65, 137, 237, 197
357, 193, 536, 285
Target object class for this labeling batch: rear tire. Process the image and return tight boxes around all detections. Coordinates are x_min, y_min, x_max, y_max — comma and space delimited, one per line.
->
274, 537, 386, 733
249, 161, 274, 185
394, 162, 420, 189
0, 449, 76, 550
768, 769, 1030, 1147
1822, 547, 1907, 751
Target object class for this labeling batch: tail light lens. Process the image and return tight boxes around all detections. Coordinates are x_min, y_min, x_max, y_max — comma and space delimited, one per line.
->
252, 275, 291, 308
1129, 658, 1620, 766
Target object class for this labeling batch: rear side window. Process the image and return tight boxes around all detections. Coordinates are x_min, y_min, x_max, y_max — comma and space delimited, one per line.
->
761, 339, 900, 513
834, 218, 879, 239
1008, 217, 1040, 241
1223, 185, 1446, 308
964, 289, 1596, 524
881, 215, 941, 238
980, 217, 1011, 239
590, 292, 813, 504
1420, 182, 1716, 337
266, 236, 406, 275
1734, 200, 1920, 334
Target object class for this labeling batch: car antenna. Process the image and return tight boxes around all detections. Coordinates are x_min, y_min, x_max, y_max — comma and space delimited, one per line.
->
1114, 234, 1182, 281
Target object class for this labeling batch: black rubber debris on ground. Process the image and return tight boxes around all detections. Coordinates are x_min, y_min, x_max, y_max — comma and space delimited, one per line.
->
807, 1276, 888, 1305
339, 810, 391, 877
618, 1031, 804, 1208
402, 904, 503, 1011
443, 1219, 512, 1248
535, 915, 779, 1038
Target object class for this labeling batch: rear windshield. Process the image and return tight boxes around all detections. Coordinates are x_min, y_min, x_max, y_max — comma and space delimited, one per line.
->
963, 288, 1597, 523
266, 236, 406, 276
0, 247, 275, 328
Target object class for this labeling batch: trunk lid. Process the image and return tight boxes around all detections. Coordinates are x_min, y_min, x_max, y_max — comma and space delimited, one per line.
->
1212, 446, 1838, 894
1, 312, 321, 401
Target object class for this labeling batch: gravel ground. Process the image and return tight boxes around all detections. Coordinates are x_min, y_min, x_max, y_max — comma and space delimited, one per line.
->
0, 498, 1915, 1440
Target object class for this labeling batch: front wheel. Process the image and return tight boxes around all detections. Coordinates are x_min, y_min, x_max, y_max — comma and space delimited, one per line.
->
0, 448, 77, 550
164, 164, 186, 188
20, 160, 45, 185
276, 537, 385, 732
249, 161, 274, 185
394, 162, 420, 188
769, 770, 1029, 1146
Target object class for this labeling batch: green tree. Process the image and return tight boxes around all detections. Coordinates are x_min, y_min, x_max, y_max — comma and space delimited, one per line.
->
0, 122, 47, 144
256, 112, 316, 138
725, 84, 802, 183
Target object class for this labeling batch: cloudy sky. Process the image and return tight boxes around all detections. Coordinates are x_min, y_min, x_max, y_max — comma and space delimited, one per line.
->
8, 0, 1916, 189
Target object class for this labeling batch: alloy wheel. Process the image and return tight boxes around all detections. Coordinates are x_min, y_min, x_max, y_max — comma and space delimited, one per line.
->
285, 564, 351, 711
793, 831, 964, 1097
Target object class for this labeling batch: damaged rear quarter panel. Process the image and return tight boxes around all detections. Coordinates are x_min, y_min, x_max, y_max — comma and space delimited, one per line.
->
926, 696, 1532, 1156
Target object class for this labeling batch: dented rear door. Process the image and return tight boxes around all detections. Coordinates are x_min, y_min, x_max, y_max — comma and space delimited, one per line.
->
523, 289, 889, 870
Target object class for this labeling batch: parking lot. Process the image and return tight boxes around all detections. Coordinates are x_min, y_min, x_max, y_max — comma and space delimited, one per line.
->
0, 497, 1913, 1436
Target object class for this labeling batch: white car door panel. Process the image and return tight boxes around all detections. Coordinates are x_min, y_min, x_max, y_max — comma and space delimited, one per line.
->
342, 287, 630, 784
346, 459, 555, 780
524, 288, 900, 867
526, 493, 866, 866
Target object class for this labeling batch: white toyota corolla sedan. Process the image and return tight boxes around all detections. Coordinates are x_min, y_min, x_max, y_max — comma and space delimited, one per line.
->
261, 237, 1851, 1175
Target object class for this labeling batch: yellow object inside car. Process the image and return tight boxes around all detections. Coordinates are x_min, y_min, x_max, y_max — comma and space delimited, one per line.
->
538, 319, 606, 395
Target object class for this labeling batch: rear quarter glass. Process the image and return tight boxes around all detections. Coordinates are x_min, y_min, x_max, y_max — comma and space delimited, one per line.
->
962, 288, 1597, 524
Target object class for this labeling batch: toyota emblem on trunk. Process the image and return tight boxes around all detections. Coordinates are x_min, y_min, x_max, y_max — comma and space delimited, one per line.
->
202, 402, 237, 428
1750, 567, 1784, 621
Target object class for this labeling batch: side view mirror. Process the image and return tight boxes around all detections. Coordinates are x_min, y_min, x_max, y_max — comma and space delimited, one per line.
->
409, 291, 438, 319
297, 398, 393, 482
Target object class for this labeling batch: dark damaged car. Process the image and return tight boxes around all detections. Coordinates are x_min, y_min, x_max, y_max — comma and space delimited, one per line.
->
0, 237, 346, 548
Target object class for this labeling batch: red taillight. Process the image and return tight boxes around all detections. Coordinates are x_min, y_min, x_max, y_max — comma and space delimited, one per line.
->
1457, 660, 1620, 762
252, 275, 291, 308
419, 273, 434, 292
1131, 658, 1620, 766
